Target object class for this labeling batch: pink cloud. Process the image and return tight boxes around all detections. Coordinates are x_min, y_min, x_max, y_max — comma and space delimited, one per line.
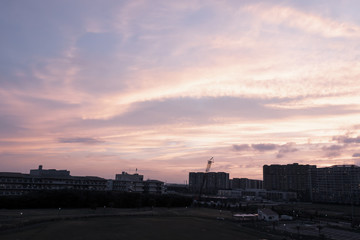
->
245, 3, 360, 38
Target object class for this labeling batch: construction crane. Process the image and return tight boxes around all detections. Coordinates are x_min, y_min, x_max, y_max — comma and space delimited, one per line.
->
205, 157, 214, 173
199, 157, 214, 198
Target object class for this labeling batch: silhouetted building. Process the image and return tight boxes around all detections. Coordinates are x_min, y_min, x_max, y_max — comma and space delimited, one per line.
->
218, 189, 297, 201
0, 165, 107, 196
110, 172, 145, 193
263, 163, 360, 204
29, 165, 70, 177
0, 166, 164, 196
165, 183, 189, 194
144, 180, 165, 194
189, 172, 229, 194
263, 163, 316, 201
189, 172, 204, 193
115, 171, 143, 181
231, 178, 263, 189
313, 165, 360, 205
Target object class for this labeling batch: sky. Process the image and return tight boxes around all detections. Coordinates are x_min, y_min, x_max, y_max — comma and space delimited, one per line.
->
1, 0, 360, 183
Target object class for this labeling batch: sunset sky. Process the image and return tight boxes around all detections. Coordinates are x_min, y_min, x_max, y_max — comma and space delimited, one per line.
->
1, 0, 360, 183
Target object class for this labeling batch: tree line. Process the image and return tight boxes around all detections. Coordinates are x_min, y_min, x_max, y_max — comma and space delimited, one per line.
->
0, 190, 193, 209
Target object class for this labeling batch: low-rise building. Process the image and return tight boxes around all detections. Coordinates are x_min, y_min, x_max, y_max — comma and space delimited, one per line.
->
0, 166, 164, 196
112, 172, 144, 193
0, 166, 107, 196
258, 208, 279, 222
144, 180, 164, 194
165, 183, 189, 194
217, 189, 297, 201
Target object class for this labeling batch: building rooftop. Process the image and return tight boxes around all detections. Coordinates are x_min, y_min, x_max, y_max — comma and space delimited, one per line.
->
0, 172, 28, 177
30, 165, 70, 177
330, 165, 359, 168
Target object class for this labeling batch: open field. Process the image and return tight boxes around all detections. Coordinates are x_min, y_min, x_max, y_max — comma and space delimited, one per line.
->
0, 208, 234, 229
1, 205, 359, 240
0, 216, 272, 240
0, 210, 276, 240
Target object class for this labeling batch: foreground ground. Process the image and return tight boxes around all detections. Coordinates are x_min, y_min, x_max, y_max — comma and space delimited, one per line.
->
0, 215, 275, 240
0, 208, 276, 240
1, 206, 359, 240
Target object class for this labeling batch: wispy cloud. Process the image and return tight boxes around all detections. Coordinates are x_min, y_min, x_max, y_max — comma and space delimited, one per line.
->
322, 144, 345, 158
334, 136, 360, 144
251, 144, 278, 152
232, 144, 251, 152
245, 3, 360, 38
276, 143, 298, 158
58, 137, 104, 145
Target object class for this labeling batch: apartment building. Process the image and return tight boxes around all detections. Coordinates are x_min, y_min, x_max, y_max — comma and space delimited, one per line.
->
312, 165, 360, 205
263, 163, 360, 204
189, 172, 229, 194
263, 163, 316, 201
231, 178, 263, 189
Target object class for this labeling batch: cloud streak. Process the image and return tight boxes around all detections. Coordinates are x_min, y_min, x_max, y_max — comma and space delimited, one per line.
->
58, 137, 105, 145
232, 144, 251, 152
334, 136, 360, 144
276, 143, 298, 158
245, 3, 360, 39
251, 144, 277, 152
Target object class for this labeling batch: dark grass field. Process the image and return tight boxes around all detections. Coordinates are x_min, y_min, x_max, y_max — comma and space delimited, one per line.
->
1, 204, 359, 240
0, 215, 273, 240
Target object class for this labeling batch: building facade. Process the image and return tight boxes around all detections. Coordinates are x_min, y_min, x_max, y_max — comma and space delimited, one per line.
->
312, 165, 360, 205
112, 171, 145, 193
189, 172, 229, 194
263, 163, 360, 204
144, 180, 165, 194
0, 166, 107, 196
218, 189, 297, 201
263, 163, 316, 201
0, 166, 164, 196
231, 178, 263, 190
189, 172, 204, 193
165, 183, 189, 194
